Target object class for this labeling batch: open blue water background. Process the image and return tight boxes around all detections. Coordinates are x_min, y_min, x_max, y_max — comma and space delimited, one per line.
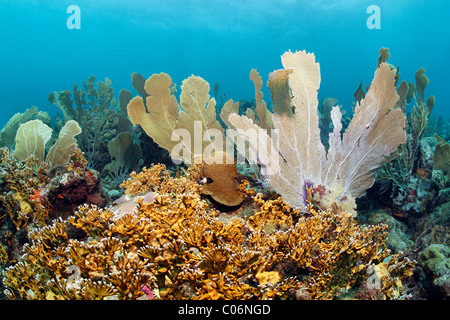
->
0, 0, 449, 128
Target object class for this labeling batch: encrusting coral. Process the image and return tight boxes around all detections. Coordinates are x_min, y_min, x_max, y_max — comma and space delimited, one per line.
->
2, 163, 415, 300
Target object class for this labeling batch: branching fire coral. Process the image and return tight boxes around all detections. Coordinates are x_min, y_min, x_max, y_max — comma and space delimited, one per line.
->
0, 145, 105, 280
2, 164, 415, 300
0, 147, 50, 230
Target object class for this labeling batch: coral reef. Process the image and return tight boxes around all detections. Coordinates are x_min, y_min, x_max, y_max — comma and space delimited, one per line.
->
365, 211, 414, 252
40, 149, 106, 219
2, 164, 414, 300
47, 74, 174, 196
0, 148, 50, 231
407, 199, 450, 298
0, 145, 106, 291
0, 119, 94, 235
1, 47, 448, 301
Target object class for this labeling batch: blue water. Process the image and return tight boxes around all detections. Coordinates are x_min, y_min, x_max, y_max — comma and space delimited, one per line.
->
0, 0, 449, 128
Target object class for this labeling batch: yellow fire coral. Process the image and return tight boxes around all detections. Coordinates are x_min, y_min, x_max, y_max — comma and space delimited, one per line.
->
0, 148, 50, 230
2, 163, 415, 300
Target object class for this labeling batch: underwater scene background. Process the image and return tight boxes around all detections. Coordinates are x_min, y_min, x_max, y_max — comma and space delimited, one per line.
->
0, 0, 449, 300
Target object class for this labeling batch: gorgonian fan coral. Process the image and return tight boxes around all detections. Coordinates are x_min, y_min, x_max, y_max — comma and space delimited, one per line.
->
229, 49, 407, 215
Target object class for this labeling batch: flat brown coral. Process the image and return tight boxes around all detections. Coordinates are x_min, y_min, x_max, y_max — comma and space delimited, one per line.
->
200, 151, 243, 206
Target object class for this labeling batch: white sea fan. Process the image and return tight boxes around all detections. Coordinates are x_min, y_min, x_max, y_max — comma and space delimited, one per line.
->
229, 50, 406, 210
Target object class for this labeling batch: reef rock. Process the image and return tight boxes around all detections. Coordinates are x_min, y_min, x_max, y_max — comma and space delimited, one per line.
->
417, 244, 450, 298
366, 210, 414, 252
40, 168, 106, 219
